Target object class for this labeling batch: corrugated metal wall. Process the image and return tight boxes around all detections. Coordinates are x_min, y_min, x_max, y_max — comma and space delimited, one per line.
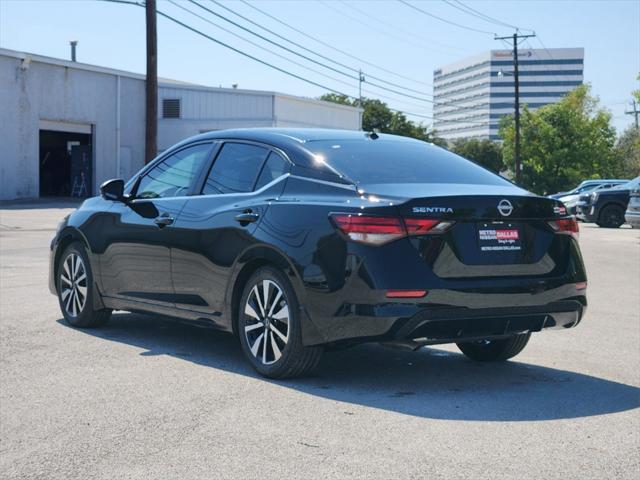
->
0, 49, 361, 200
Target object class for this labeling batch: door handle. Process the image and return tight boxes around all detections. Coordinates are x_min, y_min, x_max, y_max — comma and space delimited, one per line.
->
154, 214, 175, 227
235, 211, 260, 224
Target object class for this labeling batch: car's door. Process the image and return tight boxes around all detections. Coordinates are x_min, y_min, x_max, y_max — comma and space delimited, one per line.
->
170, 142, 291, 319
99, 142, 215, 308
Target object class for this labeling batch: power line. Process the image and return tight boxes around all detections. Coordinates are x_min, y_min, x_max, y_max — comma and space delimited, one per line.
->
446, 0, 533, 32
188, 0, 435, 104
336, 0, 466, 54
155, 5, 355, 97
240, 0, 434, 89
319, 0, 442, 52
169, 1, 480, 115
536, 36, 556, 61
168, 0, 359, 91
397, 0, 496, 35
209, 0, 434, 95
101, 0, 489, 125
625, 100, 639, 128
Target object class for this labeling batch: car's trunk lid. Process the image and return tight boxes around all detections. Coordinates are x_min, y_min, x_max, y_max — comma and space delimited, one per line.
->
360, 182, 568, 278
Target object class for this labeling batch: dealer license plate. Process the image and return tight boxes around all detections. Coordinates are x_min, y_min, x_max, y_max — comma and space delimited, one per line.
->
477, 222, 522, 252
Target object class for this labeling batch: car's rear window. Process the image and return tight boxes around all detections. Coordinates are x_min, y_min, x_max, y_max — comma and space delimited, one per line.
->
307, 139, 511, 186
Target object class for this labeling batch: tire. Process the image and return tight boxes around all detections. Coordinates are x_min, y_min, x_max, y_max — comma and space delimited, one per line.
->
57, 242, 111, 328
596, 204, 625, 228
237, 266, 322, 379
456, 333, 531, 362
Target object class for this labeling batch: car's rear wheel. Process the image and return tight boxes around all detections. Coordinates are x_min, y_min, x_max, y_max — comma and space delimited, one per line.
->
597, 204, 625, 228
237, 267, 322, 378
456, 333, 530, 362
57, 242, 111, 328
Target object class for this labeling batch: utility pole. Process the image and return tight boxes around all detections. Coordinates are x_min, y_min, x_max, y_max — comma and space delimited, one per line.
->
625, 100, 639, 128
145, 0, 158, 164
495, 32, 535, 184
358, 69, 365, 107
358, 69, 365, 131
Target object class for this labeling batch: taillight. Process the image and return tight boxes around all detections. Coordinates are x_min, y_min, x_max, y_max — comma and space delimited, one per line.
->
549, 217, 579, 239
330, 214, 453, 246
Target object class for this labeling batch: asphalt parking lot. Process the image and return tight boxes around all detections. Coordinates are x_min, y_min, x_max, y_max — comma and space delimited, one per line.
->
1, 200, 638, 480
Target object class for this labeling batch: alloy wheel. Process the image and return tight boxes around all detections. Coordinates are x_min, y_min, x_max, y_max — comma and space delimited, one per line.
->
60, 253, 87, 317
243, 279, 290, 365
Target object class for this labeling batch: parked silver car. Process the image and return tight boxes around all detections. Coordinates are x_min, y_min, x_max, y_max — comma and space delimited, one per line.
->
625, 189, 640, 228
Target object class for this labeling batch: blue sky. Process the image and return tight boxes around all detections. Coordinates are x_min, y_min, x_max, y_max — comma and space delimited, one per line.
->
1, 0, 638, 133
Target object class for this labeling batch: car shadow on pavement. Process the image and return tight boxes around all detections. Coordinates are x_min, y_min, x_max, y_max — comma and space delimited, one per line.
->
58, 313, 640, 422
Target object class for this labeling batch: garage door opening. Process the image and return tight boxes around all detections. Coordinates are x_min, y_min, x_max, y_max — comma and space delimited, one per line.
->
39, 130, 92, 197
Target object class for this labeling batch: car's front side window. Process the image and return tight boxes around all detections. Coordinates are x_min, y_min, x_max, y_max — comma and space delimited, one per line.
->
202, 143, 269, 195
136, 143, 212, 199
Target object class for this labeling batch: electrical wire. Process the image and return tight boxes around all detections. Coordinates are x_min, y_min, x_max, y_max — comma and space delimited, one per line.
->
239, 0, 435, 88
318, 0, 438, 52
99, 0, 488, 125
171, 1, 482, 113
397, 0, 496, 35
156, 6, 354, 96
168, 0, 359, 91
446, 0, 533, 32
335, 0, 467, 54
209, 0, 435, 95
188, 0, 435, 104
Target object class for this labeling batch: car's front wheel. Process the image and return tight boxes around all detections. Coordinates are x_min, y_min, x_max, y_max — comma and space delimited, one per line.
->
57, 242, 111, 328
456, 333, 530, 362
237, 267, 322, 378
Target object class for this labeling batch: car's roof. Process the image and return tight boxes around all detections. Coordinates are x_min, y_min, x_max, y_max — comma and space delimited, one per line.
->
579, 179, 627, 185
185, 128, 417, 146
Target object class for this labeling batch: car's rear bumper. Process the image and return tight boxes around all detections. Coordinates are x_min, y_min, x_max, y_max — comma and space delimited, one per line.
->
304, 283, 588, 346
390, 299, 585, 346
576, 204, 597, 222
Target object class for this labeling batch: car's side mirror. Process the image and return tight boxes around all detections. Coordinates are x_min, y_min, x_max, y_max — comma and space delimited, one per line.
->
100, 179, 125, 202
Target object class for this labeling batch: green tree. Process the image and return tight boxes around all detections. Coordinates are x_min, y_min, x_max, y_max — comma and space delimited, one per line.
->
499, 85, 622, 194
616, 125, 640, 177
320, 93, 445, 146
450, 139, 504, 173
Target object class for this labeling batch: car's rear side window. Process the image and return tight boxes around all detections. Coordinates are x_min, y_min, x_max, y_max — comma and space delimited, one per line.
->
254, 152, 289, 190
308, 139, 511, 186
203, 143, 269, 194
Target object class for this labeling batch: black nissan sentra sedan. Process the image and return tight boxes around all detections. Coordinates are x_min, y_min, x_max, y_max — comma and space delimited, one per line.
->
49, 129, 587, 378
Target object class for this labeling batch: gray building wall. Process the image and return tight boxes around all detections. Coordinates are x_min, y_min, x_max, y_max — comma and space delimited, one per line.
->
0, 52, 144, 199
0, 49, 361, 200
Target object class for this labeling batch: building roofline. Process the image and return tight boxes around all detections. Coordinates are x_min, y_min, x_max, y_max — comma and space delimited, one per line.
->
0, 47, 361, 113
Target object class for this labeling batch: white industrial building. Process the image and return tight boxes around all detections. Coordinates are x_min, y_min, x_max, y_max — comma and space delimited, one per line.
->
433, 47, 584, 141
0, 48, 361, 200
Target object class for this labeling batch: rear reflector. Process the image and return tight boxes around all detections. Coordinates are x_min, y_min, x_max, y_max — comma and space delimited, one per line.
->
386, 290, 427, 298
575, 281, 587, 290
330, 214, 453, 246
549, 218, 579, 239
